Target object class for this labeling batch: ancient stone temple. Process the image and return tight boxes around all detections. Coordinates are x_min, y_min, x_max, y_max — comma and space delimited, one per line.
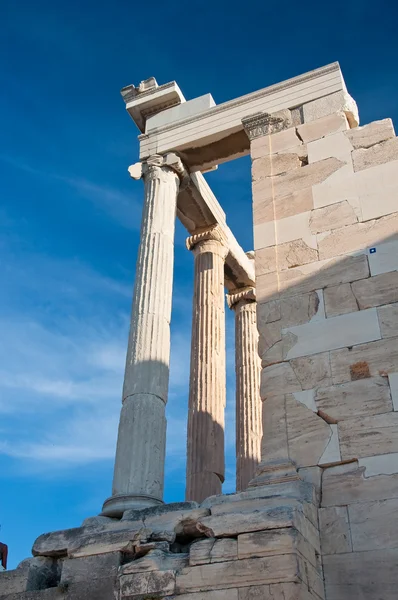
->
2, 62, 398, 600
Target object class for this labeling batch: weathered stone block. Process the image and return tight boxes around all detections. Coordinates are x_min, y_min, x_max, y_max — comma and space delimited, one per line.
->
315, 377, 393, 420
297, 112, 349, 143
324, 548, 398, 600
318, 213, 398, 260
280, 292, 320, 329
251, 127, 300, 159
189, 538, 237, 566
67, 527, 150, 558
324, 282, 358, 317
256, 240, 318, 275
176, 554, 302, 593
379, 303, 398, 338
260, 363, 301, 398
290, 353, 332, 390
345, 118, 395, 150
238, 528, 317, 569
60, 552, 120, 585
302, 91, 358, 126
33, 528, 87, 558
349, 498, 398, 551
252, 153, 301, 180
351, 271, 398, 310
319, 507, 352, 555
271, 157, 344, 202
120, 549, 188, 574
286, 394, 332, 468
309, 200, 357, 235
322, 461, 398, 506
339, 413, 398, 460
330, 336, 398, 384
169, 591, 237, 600
253, 186, 314, 226
352, 137, 398, 172
119, 570, 176, 598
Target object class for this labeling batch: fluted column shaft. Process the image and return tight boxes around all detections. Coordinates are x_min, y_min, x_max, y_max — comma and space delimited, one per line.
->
185, 227, 228, 503
103, 154, 183, 517
228, 288, 262, 492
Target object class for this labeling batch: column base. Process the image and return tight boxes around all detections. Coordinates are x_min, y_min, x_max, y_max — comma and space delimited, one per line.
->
101, 493, 164, 518
248, 459, 300, 487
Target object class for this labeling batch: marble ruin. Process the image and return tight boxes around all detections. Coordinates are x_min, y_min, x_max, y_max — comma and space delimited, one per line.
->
2, 62, 398, 600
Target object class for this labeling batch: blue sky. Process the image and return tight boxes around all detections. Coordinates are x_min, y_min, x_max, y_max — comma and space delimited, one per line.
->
1, 0, 397, 568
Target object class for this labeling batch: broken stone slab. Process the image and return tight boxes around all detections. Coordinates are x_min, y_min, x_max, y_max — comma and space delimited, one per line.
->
324, 282, 359, 317
290, 352, 332, 391
176, 554, 303, 594
120, 549, 188, 575
119, 570, 176, 599
297, 112, 349, 143
33, 528, 88, 558
121, 502, 209, 538
352, 137, 398, 172
280, 292, 320, 329
122, 502, 199, 521
60, 551, 121, 585
345, 118, 395, 150
67, 527, 151, 558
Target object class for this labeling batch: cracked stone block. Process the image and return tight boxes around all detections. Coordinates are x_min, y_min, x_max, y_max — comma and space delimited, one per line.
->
319, 507, 352, 555
119, 570, 176, 598
378, 303, 398, 338
309, 200, 357, 235
339, 412, 398, 460
324, 283, 359, 317
189, 538, 237, 566
331, 337, 398, 384
253, 186, 313, 225
352, 137, 398, 172
252, 153, 301, 180
290, 353, 332, 390
351, 272, 398, 310
345, 118, 395, 150
297, 112, 349, 143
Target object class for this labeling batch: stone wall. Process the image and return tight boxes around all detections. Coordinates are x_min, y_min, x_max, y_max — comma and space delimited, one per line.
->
0, 487, 322, 600
252, 100, 398, 599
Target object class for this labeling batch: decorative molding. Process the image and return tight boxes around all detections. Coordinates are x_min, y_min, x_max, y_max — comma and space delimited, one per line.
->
227, 286, 256, 309
242, 111, 290, 140
186, 225, 228, 252
138, 62, 341, 139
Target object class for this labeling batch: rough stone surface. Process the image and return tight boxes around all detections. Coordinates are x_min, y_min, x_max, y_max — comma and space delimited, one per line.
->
352, 137, 398, 172
252, 153, 301, 180
345, 118, 395, 149
378, 303, 398, 339
309, 200, 357, 234
319, 507, 352, 555
339, 413, 398, 460
351, 271, 398, 309
297, 112, 349, 143
330, 336, 398, 384
324, 283, 359, 317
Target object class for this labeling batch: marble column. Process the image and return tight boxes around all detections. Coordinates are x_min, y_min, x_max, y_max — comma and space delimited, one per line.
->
185, 226, 229, 503
227, 286, 262, 492
102, 153, 186, 517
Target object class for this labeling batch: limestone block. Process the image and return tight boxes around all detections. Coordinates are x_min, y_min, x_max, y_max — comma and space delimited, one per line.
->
252, 153, 300, 180
189, 538, 237, 566
352, 137, 398, 172
378, 303, 398, 338
318, 213, 398, 261
119, 570, 176, 598
286, 394, 332, 468
368, 240, 398, 276
322, 461, 398, 506
238, 582, 319, 600
120, 549, 188, 574
67, 527, 150, 558
309, 201, 357, 235
280, 292, 321, 329
260, 363, 302, 398
290, 353, 332, 390
176, 554, 302, 593
315, 377, 393, 420
319, 507, 352, 555
255, 210, 317, 252
253, 186, 313, 226
330, 336, 398, 384
0, 561, 30, 595
33, 527, 90, 558
354, 159, 398, 220
238, 528, 317, 569
283, 307, 381, 360
345, 118, 395, 150
351, 272, 398, 310
258, 321, 282, 365
302, 92, 358, 126
251, 128, 301, 160
307, 131, 353, 166
339, 412, 398, 460
256, 240, 318, 275
323, 548, 398, 600
277, 254, 369, 298
257, 300, 281, 325
60, 552, 120, 584
269, 157, 344, 201
348, 498, 398, 551
324, 283, 358, 317
145, 507, 210, 537
297, 112, 349, 143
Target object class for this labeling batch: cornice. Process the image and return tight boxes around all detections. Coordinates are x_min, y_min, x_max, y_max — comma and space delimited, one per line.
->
138, 62, 341, 139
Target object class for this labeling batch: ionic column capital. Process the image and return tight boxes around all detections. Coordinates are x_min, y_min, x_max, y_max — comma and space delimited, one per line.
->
242, 110, 292, 140
128, 153, 189, 182
186, 225, 229, 257
227, 286, 256, 310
